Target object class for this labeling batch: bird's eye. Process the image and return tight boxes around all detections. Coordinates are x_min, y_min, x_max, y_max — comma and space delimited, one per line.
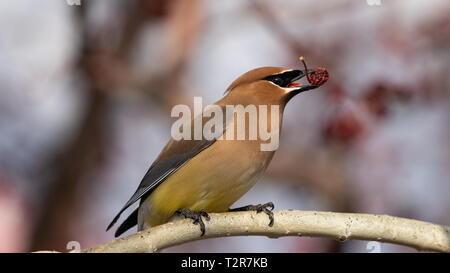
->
272, 77, 284, 86
262, 74, 289, 87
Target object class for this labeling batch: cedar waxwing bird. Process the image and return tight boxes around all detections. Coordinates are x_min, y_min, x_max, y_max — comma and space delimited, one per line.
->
107, 65, 327, 237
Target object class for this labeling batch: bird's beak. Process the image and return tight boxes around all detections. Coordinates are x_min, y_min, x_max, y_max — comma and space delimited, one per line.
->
284, 69, 320, 95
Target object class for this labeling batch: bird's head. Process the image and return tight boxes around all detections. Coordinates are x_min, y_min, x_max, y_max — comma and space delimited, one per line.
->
223, 66, 325, 106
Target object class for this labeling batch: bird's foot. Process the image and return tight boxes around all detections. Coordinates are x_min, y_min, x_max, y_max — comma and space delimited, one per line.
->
228, 202, 275, 227
175, 208, 211, 236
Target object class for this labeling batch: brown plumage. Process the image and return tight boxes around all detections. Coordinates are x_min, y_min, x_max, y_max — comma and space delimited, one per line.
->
107, 66, 323, 237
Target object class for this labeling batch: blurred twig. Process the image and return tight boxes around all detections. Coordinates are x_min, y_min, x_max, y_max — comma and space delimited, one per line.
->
252, 1, 327, 65
30, 1, 151, 251
30, 0, 206, 252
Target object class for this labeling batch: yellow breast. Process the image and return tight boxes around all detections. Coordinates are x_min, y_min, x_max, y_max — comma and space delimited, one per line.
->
140, 139, 274, 228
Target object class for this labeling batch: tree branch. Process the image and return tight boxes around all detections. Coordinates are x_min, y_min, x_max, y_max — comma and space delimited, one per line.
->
82, 210, 450, 253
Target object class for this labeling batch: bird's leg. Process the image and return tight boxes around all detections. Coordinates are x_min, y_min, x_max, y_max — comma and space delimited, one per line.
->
228, 202, 275, 227
175, 208, 211, 236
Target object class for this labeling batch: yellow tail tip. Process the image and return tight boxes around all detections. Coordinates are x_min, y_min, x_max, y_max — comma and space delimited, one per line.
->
299, 56, 304, 61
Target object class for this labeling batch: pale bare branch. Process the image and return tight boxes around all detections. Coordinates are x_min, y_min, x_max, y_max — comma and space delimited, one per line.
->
81, 210, 450, 253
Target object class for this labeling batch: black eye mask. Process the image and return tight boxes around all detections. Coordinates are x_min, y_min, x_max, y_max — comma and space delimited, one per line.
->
262, 70, 303, 88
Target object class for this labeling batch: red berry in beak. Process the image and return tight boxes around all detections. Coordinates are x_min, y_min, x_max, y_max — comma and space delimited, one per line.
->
299, 56, 329, 86
309, 67, 329, 86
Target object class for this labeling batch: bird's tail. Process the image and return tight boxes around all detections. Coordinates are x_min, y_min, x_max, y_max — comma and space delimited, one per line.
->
113, 207, 138, 237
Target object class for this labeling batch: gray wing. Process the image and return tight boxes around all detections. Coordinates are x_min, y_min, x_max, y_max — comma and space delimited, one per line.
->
107, 105, 230, 235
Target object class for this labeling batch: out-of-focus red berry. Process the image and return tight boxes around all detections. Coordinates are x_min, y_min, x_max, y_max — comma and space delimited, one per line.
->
323, 111, 363, 144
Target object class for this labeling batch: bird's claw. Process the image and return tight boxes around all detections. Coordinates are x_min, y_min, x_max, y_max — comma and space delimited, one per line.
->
228, 202, 275, 227
175, 208, 210, 236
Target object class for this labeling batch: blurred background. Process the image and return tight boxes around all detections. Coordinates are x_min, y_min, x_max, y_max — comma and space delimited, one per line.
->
0, 0, 449, 253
